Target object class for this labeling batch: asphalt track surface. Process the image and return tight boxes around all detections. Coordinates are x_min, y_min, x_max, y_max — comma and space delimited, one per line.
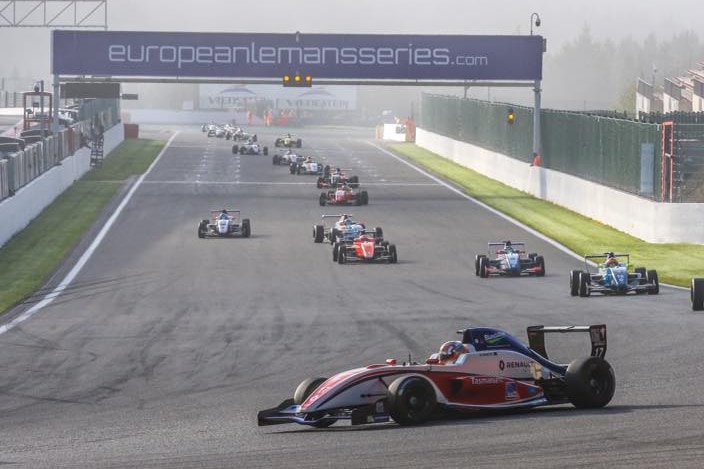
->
0, 126, 702, 468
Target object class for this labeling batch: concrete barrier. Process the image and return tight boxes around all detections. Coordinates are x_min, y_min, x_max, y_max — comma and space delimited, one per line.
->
416, 128, 704, 244
0, 124, 125, 247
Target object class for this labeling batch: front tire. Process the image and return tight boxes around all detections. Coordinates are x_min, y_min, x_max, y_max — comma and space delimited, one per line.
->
387, 376, 436, 426
565, 357, 615, 409
293, 377, 336, 428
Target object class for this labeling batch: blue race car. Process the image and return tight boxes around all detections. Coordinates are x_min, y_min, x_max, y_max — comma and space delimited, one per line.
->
570, 252, 659, 297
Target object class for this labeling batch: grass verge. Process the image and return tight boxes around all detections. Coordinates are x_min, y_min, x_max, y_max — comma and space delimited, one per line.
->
388, 142, 704, 288
0, 138, 166, 314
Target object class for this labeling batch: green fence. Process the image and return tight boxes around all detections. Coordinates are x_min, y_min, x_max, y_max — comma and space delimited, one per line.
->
421, 94, 662, 199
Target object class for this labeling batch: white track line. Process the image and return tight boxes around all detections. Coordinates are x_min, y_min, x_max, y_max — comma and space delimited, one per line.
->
0, 132, 179, 335
367, 142, 586, 262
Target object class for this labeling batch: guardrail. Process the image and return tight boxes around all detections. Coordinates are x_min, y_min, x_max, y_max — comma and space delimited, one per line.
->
0, 105, 116, 203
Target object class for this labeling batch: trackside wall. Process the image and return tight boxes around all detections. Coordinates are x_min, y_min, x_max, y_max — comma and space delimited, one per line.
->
0, 124, 125, 247
416, 128, 704, 244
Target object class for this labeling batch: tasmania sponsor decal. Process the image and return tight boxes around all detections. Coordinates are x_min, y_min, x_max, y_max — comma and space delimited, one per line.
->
470, 377, 503, 385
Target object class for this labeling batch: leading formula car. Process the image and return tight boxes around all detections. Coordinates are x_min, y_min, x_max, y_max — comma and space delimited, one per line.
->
475, 241, 545, 278
258, 324, 614, 427
570, 252, 659, 297
197, 209, 251, 238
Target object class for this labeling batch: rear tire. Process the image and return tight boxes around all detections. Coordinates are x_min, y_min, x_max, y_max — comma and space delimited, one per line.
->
361, 191, 369, 205
692, 278, 704, 311
338, 247, 346, 264
319, 193, 327, 206
263, 147, 268, 155
646, 270, 659, 295
241, 219, 251, 238
475, 254, 486, 276
479, 256, 488, 278
388, 244, 398, 263
565, 357, 615, 409
578, 272, 591, 297
232, 145, 238, 154
535, 256, 546, 277
569, 270, 582, 296
313, 225, 324, 243
387, 376, 436, 426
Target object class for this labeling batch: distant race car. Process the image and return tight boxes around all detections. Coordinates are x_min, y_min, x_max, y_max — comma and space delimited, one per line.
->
475, 241, 545, 278
312, 213, 381, 245
258, 324, 615, 428
290, 156, 327, 175
570, 252, 659, 297
275, 134, 302, 148
232, 140, 268, 155
335, 232, 397, 264
272, 150, 301, 166
692, 278, 704, 311
197, 209, 251, 238
316, 168, 360, 189
319, 185, 369, 206
207, 125, 226, 138
233, 129, 257, 142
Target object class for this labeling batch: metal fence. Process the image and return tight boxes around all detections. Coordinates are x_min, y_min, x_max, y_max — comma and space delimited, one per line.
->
421, 94, 663, 199
0, 99, 120, 203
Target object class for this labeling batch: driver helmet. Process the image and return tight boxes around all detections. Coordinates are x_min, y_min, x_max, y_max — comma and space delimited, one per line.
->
438, 341, 466, 363
221, 209, 227, 214
306, 156, 312, 162
605, 252, 618, 265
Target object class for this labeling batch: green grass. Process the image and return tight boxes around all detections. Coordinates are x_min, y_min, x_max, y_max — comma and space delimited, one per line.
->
0, 139, 165, 313
389, 142, 704, 287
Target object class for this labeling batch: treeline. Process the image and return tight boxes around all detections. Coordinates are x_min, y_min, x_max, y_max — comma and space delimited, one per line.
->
543, 27, 704, 113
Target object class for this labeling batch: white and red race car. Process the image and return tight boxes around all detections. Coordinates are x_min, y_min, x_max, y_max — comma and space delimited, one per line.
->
258, 324, 615, 427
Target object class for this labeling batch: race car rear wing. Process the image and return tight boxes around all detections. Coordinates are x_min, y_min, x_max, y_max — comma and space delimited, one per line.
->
526, 325, 607, 360
584, 253, 630, 266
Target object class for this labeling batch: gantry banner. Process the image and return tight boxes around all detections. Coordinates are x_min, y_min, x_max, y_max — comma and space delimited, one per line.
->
52, 30, 543, 81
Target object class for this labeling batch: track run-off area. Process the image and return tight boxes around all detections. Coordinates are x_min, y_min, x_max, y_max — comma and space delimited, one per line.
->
0, 126, 702, 469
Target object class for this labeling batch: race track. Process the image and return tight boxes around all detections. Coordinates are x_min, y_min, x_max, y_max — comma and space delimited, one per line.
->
0, 126, 702, 468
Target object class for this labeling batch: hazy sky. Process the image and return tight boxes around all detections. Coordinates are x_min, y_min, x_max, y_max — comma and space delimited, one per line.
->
1, 0, 703, 111
1, 0, 703, 80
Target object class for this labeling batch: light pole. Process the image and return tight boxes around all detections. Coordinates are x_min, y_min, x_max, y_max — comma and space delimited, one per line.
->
530, 12, 541, 36
34, 80, 47, 166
